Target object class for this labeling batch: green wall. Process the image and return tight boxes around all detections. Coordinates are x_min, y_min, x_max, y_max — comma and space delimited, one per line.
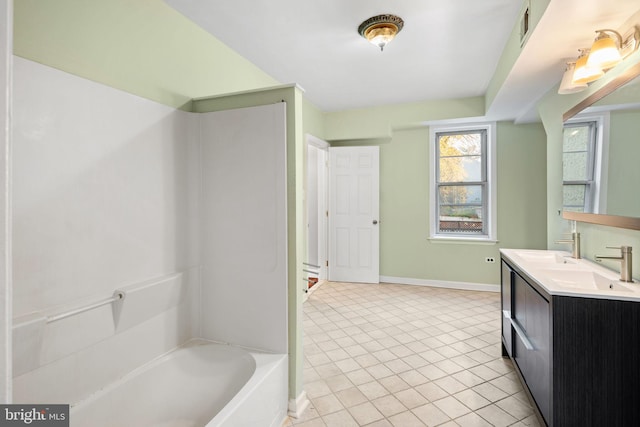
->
14, 0, 278, 109
330, 119, 547, 286
607, 109, 640, 217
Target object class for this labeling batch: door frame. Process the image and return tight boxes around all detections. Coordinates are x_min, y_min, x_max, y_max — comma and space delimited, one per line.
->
305, 134, 328, 281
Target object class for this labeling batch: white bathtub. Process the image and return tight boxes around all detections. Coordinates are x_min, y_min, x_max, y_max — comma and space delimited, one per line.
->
70, 339, 288, 427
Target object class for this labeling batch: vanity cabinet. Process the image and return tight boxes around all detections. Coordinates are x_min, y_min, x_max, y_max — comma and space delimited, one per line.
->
502, 260, 550, 423
501, 256, 640, 427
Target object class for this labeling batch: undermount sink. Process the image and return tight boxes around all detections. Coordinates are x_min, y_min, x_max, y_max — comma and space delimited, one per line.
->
513, 250, 577, 265
540, 269, 634, 293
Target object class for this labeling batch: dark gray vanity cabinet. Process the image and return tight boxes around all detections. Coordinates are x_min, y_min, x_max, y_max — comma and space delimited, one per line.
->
501, 255, 640, 427
502, 260, 550, 424
512, 271, 550, 424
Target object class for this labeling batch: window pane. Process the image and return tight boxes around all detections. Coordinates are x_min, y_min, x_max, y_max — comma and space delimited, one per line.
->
563, 184, 586, 211
438, 204, 484, 233
439, 134, 482, 155
439, 155, 482, 182
438, 185, 482, 206
563, 125, 591, 153
563, 151, 589, 181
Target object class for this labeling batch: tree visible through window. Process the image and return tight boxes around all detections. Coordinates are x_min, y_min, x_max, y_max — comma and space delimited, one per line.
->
435, 129, 487, 235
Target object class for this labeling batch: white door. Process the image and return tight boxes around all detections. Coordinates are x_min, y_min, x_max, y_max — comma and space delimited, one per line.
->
328, 146, 380, 283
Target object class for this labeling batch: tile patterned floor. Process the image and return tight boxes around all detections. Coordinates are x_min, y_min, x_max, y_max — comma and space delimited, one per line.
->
284, 281, 542, 427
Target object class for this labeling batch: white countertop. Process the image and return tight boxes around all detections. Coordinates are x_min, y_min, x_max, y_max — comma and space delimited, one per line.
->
500, 248, 640, 302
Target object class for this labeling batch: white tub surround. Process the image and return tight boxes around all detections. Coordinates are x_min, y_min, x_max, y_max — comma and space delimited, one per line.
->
199, 104, 288, 355
0, 0, 12, 402
71, 340, 288, 427
501, 248, 640, 301
11, 57, 290, 421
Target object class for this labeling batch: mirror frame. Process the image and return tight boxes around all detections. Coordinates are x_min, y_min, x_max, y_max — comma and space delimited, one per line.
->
562, 60, 640, 230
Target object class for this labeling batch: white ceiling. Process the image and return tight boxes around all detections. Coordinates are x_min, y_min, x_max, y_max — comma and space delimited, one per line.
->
165, 0, 640, 121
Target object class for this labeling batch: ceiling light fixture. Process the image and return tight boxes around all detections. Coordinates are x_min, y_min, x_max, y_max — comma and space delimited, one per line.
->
587, 29, 623, 70
358, 14, 404, 51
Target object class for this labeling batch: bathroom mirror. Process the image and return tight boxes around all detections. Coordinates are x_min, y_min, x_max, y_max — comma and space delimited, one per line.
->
562, 61, 640, 230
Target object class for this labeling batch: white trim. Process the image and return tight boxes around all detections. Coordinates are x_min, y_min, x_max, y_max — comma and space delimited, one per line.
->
305, 133, 329, 149
303, 279, 326, 302
288, 390, 310, 419
565, 112, 609, 214
380, 275, 499, 293
429, 122, 497, 242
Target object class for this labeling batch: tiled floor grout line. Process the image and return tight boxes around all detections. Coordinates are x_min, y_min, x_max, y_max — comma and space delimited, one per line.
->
284, 281, 542, 427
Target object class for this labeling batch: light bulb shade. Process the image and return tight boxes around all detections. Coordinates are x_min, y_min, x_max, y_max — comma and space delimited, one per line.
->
358, 14, 404, 51
572, 52, 604, 85
558, 63, 587, 94
587, 32, 622, 69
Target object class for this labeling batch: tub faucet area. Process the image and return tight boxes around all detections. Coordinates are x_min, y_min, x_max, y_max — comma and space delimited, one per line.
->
555, 232, 581, 259
596, 246, 633, 282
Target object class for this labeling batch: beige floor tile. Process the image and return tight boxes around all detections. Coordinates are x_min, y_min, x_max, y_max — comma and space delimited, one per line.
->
302, 282, 535, 427
495, 395, 534, 420
357, 380, 389, 400
379, 375, 411, 393
394, 388, 428, 409
371, 394, 408, 418
432, 395, 471, 419
335, 386, 369, 408
387, 410, 427, 427
362, 419, 393, 427
313, 394, 345, 416
412, 402, 451, 426
475, 404, 518, 427
454, 412, 493, 427
321, 409, 359, 427
348, 401, 385, 425
453, 389, 491, 411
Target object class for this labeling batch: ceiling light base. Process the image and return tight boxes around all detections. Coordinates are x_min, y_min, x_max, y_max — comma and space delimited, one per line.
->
358, 14, 404, 51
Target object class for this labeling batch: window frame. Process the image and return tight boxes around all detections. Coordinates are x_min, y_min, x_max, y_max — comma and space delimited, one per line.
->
562, 113, 609, 214
429, 123, 497, 242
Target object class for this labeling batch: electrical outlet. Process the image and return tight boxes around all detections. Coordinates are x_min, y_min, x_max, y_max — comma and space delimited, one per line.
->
485, 257, 496, 263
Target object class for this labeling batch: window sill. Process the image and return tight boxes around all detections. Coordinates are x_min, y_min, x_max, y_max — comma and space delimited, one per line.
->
428, 236, 499, 245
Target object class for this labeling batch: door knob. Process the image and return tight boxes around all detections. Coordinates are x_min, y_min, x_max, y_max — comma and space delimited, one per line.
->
373, 220, 378, 225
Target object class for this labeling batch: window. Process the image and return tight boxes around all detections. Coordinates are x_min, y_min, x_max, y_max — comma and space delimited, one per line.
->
430, 124, 496, 241
562, 116, 606, 213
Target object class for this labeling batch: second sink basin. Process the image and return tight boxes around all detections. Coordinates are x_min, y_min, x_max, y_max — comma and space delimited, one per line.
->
541, 269, 633, 293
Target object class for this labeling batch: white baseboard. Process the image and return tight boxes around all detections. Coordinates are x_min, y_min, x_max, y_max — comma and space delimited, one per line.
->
302, 279, 326, 302
288, 390, 310, 419
379, 275, 499, 293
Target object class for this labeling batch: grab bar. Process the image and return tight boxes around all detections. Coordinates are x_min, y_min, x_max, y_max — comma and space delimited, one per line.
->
303, 262, 321, 269
46, 291, 125, 324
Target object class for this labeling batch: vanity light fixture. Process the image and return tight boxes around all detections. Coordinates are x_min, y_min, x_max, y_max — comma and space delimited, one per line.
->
587, 29, 623, 70
572, 48, 604, 85
558, 62, 588, 94
358, 14, 404, 51
558, 25, 640, 95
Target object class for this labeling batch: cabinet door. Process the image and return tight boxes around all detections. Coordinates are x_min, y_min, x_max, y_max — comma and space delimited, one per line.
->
513, 272, 551, 425
501, 261, 513, 356
512, 273, 530, 377
525, 283, 550, 424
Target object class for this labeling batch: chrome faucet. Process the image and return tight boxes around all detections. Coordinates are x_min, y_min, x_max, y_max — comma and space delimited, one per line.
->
595, 246, 633, 282
555, 232, 581, 259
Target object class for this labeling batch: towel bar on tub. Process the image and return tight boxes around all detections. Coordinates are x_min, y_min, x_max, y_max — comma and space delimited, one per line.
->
46, 291, 125, 324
